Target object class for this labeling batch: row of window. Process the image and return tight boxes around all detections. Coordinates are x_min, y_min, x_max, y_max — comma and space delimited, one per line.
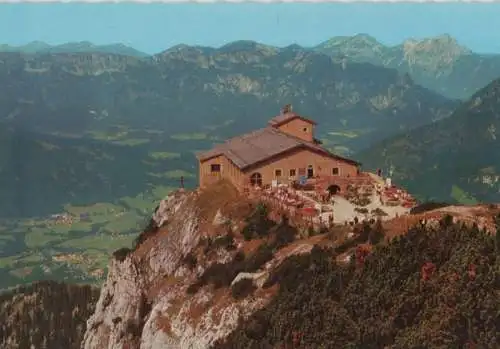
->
274, 167, 339, 177
210, 163, 340, 176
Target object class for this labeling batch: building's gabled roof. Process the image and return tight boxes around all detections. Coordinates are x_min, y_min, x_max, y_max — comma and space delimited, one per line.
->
196, 127, 360, 170
268, 111, 317, 128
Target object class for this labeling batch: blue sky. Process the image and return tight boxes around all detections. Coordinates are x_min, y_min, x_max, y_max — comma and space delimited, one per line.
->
1, 3, 500, 54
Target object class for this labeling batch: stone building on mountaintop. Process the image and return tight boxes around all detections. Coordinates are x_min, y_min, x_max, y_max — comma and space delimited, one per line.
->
196, 105, 361, 190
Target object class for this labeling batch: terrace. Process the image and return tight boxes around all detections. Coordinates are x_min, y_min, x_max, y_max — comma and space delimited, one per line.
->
241, 171, 417, 230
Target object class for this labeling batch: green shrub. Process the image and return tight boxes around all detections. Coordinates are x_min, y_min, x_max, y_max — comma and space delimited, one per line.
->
354, 207, 369, 214
200, 262, 236, 289
213, 232, 237, 251
410, 201, 449, 214
186, 244, 273, 294
368, 220, 385, 245
112, 247, 132, 262
243, 244, 274, 273
270, 216, 297, 249
231, 278, 256, 300
186, 281, 203, 295
241, 202, 275, 240
133, 216, 159, 250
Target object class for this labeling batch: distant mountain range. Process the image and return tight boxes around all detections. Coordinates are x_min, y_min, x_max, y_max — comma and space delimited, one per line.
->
3, 34, 500, 100
357, 77, 500, 203
0, 42, 457, 148
0, 41, 148, 58
0, 41, 456, 217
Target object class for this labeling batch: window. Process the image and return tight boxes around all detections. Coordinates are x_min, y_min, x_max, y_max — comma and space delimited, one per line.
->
307, 165, 314, 179
303, 127, 308, 132
210, 164, 221, 173
332, 167, 339, 175
289, 169, 296, 177
250, 173, 262, 186
275, 169, 282, 177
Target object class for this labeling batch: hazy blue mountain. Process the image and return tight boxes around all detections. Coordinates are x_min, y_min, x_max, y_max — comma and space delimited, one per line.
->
314, 34, 500, 100
0, 41, 149, 58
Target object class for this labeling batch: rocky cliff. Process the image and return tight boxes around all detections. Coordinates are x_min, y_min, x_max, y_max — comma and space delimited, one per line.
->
82, 182, 323, 349
82, 180, 500, 349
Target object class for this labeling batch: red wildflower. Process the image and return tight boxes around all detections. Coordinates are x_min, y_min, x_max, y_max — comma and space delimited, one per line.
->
468, 263, 477, 280
421, 262, 436, 281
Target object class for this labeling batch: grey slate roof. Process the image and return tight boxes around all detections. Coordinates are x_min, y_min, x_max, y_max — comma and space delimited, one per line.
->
196, 127, 359, 170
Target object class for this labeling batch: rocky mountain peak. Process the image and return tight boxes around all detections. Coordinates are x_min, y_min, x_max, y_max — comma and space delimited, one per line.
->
319, 33, 382, 49
402, 34, 472, 57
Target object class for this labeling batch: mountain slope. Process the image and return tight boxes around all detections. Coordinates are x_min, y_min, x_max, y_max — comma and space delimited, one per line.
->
218, 220, 500, 348
357, 78, 500, 203
315, 34, 500, 100
0, 46, 456, 148
0, 124, 200, 218
0, 280, 99, 349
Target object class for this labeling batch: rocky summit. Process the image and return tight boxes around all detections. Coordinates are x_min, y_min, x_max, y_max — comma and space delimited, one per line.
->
315, 34, 500, 100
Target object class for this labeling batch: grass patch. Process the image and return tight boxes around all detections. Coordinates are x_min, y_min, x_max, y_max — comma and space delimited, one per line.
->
150, 186, 176, 199
100, 212, 144, 234
64, 248, 116, 272
25, 227, 71, 249
331, 145, 351, 155
56, 234, 136, 252
85, 130, 129, 141
0, 233, 14, 242
111, 138, 150, 146
119, 194, 156, 212
63, 202, 122, 216
0, 255, 21, 268
149, 152, 181, 160
451, 185, 478, 205
204, 119, 234, 131
37, 141, 60, 151
328, 131, 359, 138
143, 129, 165, 135
170, 133, 207, 141
148, 170, 195, 179
0, 253, 43, 268
48, 131, 83, 139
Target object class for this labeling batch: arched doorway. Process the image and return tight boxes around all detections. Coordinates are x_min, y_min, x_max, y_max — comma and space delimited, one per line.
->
327, 184, 341, 196
250, 172, 262, 187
